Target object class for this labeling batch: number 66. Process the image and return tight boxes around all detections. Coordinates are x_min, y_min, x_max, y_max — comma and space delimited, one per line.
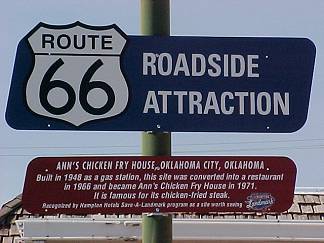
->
40, 58, 115, 116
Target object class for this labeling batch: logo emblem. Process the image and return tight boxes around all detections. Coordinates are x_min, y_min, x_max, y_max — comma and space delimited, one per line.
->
245, 193, 275, 211
25, 22, 129, 126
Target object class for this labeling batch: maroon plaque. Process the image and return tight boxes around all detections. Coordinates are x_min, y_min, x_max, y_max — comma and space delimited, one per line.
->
22, 156, 296, 214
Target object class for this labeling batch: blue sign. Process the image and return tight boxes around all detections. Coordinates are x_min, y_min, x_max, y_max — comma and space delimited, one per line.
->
6, 22, 316, 132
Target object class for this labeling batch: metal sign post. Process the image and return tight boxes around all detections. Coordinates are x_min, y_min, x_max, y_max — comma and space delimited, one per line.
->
141, 0, 172, 243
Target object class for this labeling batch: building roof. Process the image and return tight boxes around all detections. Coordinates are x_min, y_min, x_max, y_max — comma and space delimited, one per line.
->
0, 194, 22, 227
1, 191, 324, 242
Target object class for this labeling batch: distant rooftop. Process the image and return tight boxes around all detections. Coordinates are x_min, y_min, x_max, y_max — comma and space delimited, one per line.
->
1, 190, 324, 242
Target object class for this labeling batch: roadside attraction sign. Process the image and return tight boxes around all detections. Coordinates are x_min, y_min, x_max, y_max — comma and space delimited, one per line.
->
22, 156, 296, 214
6, 22, 316, 132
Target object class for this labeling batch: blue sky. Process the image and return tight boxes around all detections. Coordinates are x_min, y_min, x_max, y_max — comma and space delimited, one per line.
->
1, 0, 324, 206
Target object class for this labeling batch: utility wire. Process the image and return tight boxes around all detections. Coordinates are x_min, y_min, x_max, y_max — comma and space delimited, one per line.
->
0, 144, 323, 157
0, 138, 324, 150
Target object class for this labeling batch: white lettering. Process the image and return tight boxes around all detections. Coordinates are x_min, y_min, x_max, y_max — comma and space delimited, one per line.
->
189, 92, 202, 114
248, 55, 259, 77
173, 53, 190, 76
143, 91, 160, 113
231, 55, 245, 77
221, 92, 234, 114
143, 53, 156, 75
142, 91, 289, 116
142, 53, 260, 78
192, 54, 206, 76
157, 53, 172, 76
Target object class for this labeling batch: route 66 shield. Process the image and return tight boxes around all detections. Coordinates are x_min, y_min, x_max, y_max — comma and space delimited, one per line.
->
24, 22, 129, 126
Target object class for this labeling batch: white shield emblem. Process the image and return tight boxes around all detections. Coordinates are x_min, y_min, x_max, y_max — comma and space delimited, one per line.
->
26, 22, 129, 126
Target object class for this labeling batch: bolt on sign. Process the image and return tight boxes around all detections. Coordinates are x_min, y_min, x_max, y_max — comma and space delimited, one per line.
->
22, 156, 296, 214
6, 22, 315, 132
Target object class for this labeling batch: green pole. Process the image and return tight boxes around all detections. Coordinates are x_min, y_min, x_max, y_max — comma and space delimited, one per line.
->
142, 132, 171, 156
141, 133, 173, 240
142, 214, 172, 243
141, 0, 170, 36
141, 0, 172, 243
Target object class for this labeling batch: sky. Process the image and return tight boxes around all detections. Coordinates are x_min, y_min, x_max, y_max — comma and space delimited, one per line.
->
1, 0, 324, 206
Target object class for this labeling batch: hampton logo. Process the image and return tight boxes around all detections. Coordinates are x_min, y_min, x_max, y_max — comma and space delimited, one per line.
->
25, 22, 129, 126
245, 193, 275, 211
